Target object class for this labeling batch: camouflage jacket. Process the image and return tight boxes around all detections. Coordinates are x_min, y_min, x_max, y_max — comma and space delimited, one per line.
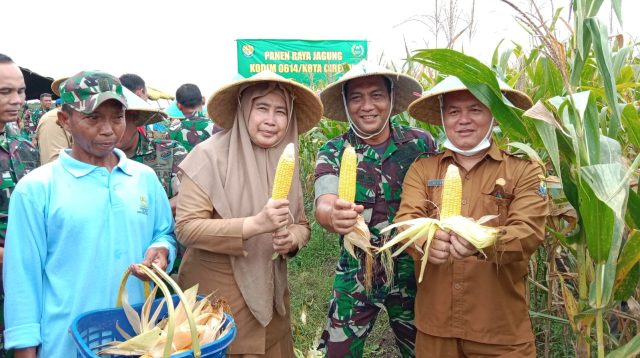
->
314, 123, 436, 245
20, 110, 36, 139
0, 131, 40, 244
129, 133, 188, 197
31, 107, 49, 127
168, 116, 215, 151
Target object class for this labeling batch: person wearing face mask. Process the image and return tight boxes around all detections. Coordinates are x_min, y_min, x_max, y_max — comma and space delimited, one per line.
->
314, 61, 436, 357
395, 75, 549, 357
175, 71, 323, 357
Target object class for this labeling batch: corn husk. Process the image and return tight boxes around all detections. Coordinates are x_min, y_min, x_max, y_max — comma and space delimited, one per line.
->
378, 215, 505, 282
343, 215, 376, 291
98, 265, 232, 358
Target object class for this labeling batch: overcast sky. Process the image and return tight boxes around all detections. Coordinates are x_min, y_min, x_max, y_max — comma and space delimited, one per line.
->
3, 0, 638, 99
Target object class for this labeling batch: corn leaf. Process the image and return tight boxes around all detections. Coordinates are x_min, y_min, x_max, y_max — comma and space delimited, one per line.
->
580, 132, 628, 212
507, 142, 544, 168
602, 218, 626, 307
559, 276, 578, 332
578, 178, 614, 263
535, 57, 564, 100
561, 161, 581, 219
621, 104, 640, 149
532, 119, 561, 180
574, 0, 587, 57
582, 94, 601, 165
613, 230, 640, 299
626, 189, 640, 230
612, 47, 632, 82
586, 18, 622, 138
586, 0, 605, 17
614, 263, 640, 302
571, 31, 592, 86
606, 331, 640, 358
611, 0, 623, 27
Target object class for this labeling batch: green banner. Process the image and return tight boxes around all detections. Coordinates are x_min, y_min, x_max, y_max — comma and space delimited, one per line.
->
237, 39, 367, 86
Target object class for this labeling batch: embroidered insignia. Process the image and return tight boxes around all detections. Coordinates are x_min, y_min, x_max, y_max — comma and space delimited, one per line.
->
137, 195, 149, 215
537, 177, 548, 198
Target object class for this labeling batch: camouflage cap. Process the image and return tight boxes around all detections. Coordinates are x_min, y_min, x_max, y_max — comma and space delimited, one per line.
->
59, 71, 128, 114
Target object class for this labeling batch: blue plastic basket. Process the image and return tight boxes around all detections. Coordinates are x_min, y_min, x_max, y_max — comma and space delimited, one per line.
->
70, 294, 236, 358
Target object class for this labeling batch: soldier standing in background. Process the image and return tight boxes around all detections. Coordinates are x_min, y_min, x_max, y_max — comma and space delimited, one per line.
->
0, 53, 39, 358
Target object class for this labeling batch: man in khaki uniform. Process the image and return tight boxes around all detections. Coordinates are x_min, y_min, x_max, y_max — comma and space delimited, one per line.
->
395, 76, 549, 357
35, 107, 69, 165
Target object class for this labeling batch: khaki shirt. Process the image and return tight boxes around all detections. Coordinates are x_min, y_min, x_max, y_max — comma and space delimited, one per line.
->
394, 143, 549, 345
175, 174, 308, 354
35, 108, 71, 165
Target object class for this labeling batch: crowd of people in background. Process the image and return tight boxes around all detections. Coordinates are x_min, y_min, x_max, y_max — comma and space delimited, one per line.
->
0, 52, 548, 358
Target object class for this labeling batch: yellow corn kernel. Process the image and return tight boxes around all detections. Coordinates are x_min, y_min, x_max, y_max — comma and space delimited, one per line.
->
440, 164, 462, 219
271, 143, 295, 200
338, 144, 357, 203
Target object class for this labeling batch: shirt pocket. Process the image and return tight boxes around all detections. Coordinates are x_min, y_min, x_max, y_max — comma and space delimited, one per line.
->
481, 185, 514, 226
355, 170, 377, 208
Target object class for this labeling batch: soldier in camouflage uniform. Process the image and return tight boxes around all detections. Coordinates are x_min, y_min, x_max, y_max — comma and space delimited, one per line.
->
116, 74, 188, 203
314, 61, 436, 357
166, 83, 217, 151
18, 104, 32, 140
0, 53, 39, 358
168, 114, 216, 151
29, 93, 53, 137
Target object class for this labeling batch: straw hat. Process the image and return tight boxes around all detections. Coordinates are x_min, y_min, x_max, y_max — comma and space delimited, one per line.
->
320, 60, 423, 122
207, 71, 323, 134
408, 76, 533, 125
51, 76, 167, 127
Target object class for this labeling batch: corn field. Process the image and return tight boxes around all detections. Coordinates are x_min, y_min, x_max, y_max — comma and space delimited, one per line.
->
289, 0, 640, 357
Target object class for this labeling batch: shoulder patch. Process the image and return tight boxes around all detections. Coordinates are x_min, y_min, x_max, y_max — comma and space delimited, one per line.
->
537, 175, 548, 198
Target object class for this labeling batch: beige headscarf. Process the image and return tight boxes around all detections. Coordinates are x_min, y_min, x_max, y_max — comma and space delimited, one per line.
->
179, 82, 304, 327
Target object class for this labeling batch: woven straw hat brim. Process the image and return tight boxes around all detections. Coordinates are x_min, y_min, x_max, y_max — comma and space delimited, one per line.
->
320, 72, 423, 122
53, 76, 167, 127
408, 77, 533, 125
51, 77, 68, 97
207, 73, 323, 134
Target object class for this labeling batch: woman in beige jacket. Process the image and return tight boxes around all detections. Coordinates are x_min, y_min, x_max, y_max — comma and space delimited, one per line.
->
175, 71, 322, 357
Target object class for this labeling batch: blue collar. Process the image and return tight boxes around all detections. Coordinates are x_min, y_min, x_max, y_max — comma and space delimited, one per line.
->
59, 148, 133, 177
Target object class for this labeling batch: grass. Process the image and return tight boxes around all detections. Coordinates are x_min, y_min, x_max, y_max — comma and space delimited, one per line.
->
288, 218, 400, 357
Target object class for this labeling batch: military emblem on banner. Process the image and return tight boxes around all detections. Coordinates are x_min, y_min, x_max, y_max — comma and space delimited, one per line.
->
351, 44, 364, 57
242, 44, 255, 57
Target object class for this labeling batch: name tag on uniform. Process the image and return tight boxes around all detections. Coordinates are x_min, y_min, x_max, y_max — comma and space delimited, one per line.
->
427, 179, 443, 187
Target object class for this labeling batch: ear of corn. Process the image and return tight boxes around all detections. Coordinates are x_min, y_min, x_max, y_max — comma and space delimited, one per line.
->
378, 164, 505, 282
338, 146, 376, 290
440, 164, 462, 219
338, 144, 357, 203
271, 143, 296, 200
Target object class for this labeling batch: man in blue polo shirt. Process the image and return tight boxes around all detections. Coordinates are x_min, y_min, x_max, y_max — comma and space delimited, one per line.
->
3, 70, 177, 358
